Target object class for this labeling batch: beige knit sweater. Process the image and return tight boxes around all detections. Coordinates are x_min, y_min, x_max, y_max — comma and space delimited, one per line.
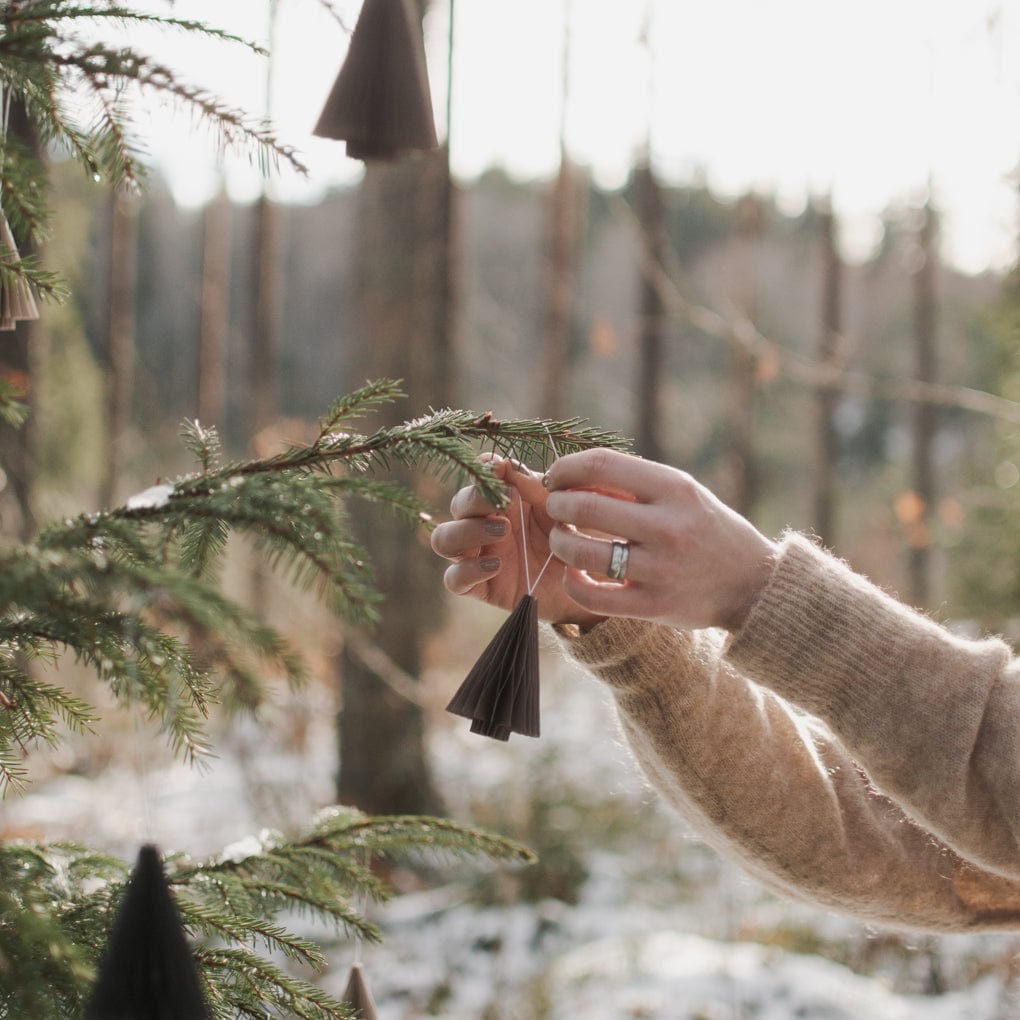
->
557, 532, 1020, 932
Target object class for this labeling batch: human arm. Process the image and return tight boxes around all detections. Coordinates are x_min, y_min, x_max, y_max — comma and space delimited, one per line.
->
433, 447, 1020, 925
726, 531, 1020, 882
558, 614, 1020, 932
544, 448, 1020, 880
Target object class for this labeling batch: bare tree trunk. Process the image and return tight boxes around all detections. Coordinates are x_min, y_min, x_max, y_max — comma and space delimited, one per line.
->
249, 195, 283, 438
198, 189, 231, 428
813, 200, 842, 546
430, 144, 459, 408
338, 157, 447, 816
99, 189, 138, 510
909, 202, 938, 607
634, 162, 667, 461
725, 194, 763, 518
539, 156, 581, 419
246, 194, 284, 615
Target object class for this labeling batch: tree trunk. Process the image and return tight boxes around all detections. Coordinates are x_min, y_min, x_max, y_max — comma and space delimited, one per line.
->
813, 200, 842, 546
198, 189, 231, 429
539, 156, 581, 420
725, 194, 763, 518
249, 194, 283, 438
99, 189, 138, 510
909, 202, 938, 607
634, 162, 667, 462
337, 149, 450, 817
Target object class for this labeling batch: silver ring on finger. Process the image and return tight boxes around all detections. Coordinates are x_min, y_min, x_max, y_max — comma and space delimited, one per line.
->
606, 539, 630, 581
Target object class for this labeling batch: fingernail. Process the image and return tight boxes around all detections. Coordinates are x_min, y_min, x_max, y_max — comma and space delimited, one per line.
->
484, 519, 508, 536
509, 458, 526, 473
480, 558, 500, 572
542, 473, 551, 488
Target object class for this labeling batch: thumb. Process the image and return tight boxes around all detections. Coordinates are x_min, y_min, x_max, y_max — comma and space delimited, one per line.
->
504, 460, 549, 510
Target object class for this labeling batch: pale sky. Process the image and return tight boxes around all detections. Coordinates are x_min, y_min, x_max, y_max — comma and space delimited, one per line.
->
130, 0, 1020, 274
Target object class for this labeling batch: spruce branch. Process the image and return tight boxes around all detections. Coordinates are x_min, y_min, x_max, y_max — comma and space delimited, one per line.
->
0, 0, 309, 296
49, 42, 307, 176
0, 377, 28, 428
11, 6, 271, 56
0, 386, 611, 1013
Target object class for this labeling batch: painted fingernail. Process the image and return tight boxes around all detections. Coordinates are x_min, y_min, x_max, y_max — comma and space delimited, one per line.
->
484, 519, 508, 536
480, 558, 500, 572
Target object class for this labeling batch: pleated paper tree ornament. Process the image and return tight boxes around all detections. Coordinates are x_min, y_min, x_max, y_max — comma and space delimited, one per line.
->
447, 492, 553, 741
313, 0, 438, 160
447, 591, 540, 741
339, 961, 380, 1020
85, 844, 210, 1020
0, 210, 39, 331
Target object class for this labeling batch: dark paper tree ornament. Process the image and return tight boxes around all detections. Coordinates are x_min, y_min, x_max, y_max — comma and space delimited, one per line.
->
0, 209, 39, 331
313, 0, 438, 160
339, 961, 380, 1020
85, 844, 210, 1020
447, 591, 541, 742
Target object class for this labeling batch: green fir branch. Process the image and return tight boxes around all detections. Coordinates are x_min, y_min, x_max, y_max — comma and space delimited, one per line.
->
0, 138, 54, 243
0, 377, 29, 428
195, 946, 356, 1020
0, 386, 606, 1014
11, 6, 270, 57
0, 254, 69, 305
49, 42, 307, 176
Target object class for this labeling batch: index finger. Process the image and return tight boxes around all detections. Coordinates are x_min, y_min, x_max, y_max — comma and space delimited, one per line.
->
544, 448, 658, 503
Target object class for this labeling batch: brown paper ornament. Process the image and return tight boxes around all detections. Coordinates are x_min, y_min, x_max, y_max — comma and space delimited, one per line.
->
0, 210, 38, 331
313, 0, 438, 160
340, 962, 380, 1020
85, 844, 210, 1020
446, 593, 540, 741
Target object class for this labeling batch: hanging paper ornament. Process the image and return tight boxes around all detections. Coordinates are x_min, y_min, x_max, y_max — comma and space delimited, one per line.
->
313, 0, 438, 160
85, 844, 210, 1020
447, 592, 541, 741
339, 961, 380, 1020
0, 210, 38, 332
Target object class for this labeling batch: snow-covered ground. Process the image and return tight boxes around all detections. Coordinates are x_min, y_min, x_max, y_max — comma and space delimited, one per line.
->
4, 612, 1020, 1019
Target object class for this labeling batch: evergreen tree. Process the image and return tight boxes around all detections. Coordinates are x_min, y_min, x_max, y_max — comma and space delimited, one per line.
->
0, 6, 627, 1015
0, 377, 623, 1014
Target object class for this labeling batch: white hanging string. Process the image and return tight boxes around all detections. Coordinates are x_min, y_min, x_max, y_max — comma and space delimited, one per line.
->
516, 430, 560, 598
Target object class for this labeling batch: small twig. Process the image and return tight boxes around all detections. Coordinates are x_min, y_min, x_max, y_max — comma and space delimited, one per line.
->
342, 628, 433, 710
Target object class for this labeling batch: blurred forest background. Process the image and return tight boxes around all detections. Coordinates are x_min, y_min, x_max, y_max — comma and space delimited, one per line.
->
6, 0, 1020, 1015
22, 156, 1019, 627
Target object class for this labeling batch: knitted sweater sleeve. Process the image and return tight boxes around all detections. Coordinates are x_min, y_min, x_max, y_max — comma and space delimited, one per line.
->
556, 538, 1020, 932
727, 532, 1020, 881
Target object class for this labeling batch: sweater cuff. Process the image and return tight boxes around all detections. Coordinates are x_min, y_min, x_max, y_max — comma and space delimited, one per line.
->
551, 616, 691, 694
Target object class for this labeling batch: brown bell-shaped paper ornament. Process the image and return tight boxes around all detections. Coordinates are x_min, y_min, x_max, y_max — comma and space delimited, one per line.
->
313, 0, 438, 160
0, 210, 38, 332
340, 962, 380, 1020
85, 844, 210, 1020
446, 594, 540, 741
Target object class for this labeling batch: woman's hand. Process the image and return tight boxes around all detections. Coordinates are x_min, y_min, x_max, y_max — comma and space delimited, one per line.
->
544, 448, 778, 633
430, 455, 605, 630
